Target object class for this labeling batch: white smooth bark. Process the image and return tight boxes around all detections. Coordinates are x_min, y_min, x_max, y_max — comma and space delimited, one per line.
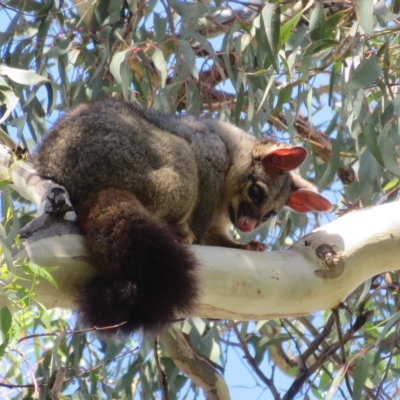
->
2, 145, 399, 320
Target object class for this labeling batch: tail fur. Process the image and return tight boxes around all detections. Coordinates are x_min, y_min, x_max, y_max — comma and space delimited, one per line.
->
75, 188, 199, 336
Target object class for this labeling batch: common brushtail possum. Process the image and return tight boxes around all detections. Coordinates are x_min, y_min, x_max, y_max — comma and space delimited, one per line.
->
33, 98, 332, 336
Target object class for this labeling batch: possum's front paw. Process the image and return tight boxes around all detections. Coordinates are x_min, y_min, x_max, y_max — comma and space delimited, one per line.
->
239, 241, 268, 251
172, 223, 196, 245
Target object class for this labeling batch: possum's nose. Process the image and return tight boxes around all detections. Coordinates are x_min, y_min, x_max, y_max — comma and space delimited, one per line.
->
235, 216, 257, 232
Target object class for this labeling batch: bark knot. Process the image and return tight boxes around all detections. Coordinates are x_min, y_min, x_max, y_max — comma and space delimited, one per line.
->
314, 244, 344, 279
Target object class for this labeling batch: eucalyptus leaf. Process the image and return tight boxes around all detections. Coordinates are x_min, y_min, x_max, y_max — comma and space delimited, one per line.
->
0, 234, 14, 273
325, 366, 345, 400
326, 10, 346, 32
179, 40, 199, 80
375, 310, 400, 349
374, 0, 400, 23
0, 66, 49, 85
109, 50, 131, 84
272, 84, 292, 116
353, 356, 370, 400
258, 335, 291, 348
310, 3, 326, 41
279, 12, 302, 46
36, 5, 52, 57
221, 23, 237, 84
379, 40, 389, 78
154, 13, 167, 43
383, 177, 399, 191
357, 0, 375, 35
0, 306, 11, 347
358, 150, 378, 203
44, 81, 56, 115
261, 4, 280, 72
393, 93, 400, 116
355, 278, 372, 309
345, 55, 382, 91
0, 89, 19, 124
303, 39, 338, 57
21, 263, 58, 288
379, 126, 400, 176
36, 301, 51, 330
318, 139, 340, 189
257, 73, 276, 113
361, 115, 384, 166
45, 36, 73, 59
152, 48, 167, 88
1, 185, 19, 246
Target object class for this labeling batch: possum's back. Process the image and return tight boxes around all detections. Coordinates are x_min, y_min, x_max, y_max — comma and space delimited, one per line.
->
33, 99, 199, 222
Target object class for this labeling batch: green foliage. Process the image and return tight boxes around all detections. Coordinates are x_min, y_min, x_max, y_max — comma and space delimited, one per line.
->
1, 0, 400, 399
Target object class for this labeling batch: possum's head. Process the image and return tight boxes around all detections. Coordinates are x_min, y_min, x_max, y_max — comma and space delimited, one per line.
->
226, 141, 333, 234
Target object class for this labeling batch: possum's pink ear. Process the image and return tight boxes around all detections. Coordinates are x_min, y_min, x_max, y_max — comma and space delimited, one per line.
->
261, 146, 307, 172
286, 190, 333, 213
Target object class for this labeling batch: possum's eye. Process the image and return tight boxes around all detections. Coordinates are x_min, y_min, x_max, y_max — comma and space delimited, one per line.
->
248, 184, 263, 203
263, 211, 276, 221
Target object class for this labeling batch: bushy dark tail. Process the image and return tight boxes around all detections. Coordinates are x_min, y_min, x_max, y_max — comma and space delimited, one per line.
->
75, 188, 199, 336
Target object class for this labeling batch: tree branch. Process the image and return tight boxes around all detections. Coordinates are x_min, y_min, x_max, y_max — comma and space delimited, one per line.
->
159, 328, 230, 400
1, 144, 399, 322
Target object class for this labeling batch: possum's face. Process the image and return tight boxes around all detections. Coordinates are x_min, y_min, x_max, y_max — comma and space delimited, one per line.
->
227, 171, 292, 233
226, 143, 333, 234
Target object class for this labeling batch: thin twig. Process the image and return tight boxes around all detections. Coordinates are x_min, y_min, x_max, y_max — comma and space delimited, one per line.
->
229, 321, 281, 400
284, 310, 369, 400
333, 308, 352, 397
12, 348, 40, 397
301, 313, 335, 363
280, 320, 305, 370
0, 381, 46, 388
154, 339, 170, 400
18, 321, 128, 343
